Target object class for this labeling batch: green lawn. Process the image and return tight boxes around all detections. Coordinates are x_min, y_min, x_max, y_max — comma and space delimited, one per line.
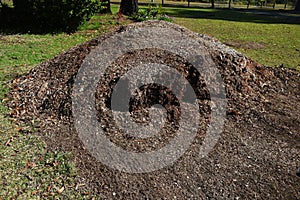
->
0, 5, 299, 198
164, 7, 300, 70
0, 13, 121, 198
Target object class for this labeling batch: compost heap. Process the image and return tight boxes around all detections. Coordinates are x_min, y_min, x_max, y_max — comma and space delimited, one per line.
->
7, 21, 300, 198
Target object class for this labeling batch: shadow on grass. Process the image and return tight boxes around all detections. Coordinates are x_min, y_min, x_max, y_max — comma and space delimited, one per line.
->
164, 7, 300, 24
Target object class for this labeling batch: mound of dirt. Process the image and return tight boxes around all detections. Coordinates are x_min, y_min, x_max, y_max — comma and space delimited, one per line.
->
7, 21, 300, 198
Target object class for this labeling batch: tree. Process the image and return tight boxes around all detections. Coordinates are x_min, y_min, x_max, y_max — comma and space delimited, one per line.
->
284, 0, 288, 9
211, 0, 215, 8
119, 0, 138, 15
247, 0, 251, 8
295, 0, 300, 10
11, 0, 101, 33
100, 0, 111, 14
229, 0, 233, 8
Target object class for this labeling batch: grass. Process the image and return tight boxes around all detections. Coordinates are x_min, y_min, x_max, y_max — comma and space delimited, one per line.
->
0, 93, 92, 198
0, 13, 123, 199
110, 0, 296, 10
0, 130, 76, 198
164, 7, 300, 70
0, 4, 299, 198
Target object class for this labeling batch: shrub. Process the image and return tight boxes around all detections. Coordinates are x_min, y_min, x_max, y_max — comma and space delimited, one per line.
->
11, 0, 101, 33
130, 5, 173, 22
0, 1, 14, 25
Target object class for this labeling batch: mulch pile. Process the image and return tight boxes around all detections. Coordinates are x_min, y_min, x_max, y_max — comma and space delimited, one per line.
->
7, 21, 300, 198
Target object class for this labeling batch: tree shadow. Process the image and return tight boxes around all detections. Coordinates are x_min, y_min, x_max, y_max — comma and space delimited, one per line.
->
0, 7, 66, 35
165, 7, 300, 25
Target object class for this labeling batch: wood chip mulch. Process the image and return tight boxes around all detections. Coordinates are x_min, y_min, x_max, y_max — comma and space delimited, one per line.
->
6, 21, 300, 199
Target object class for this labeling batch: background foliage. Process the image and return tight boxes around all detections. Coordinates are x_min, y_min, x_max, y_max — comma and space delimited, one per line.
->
0, 0, 102, 33
130, 5, 173, 21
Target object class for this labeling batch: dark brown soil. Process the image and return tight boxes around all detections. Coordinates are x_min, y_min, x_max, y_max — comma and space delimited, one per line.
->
7, 21, 300, 199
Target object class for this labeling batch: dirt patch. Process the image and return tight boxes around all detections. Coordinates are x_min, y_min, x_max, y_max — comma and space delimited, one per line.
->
225, 40, 265, 50
7, 21, 300, 199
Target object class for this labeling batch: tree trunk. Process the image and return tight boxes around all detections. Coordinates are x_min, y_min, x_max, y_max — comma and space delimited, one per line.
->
119, 0, 138, 15
247, 0, 250, 9
211, 0, 215, 8
229, 0, 233, 8
295, 0, 300, 10
284, 0, 287, 9
100, 0, 112, 14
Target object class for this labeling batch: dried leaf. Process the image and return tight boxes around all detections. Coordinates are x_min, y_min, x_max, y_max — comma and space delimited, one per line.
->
57, 186, 64, 194
26, 161, 36, 169
52, 161, 59, 167
5, 139, 11, 146
2, 98, 10, 103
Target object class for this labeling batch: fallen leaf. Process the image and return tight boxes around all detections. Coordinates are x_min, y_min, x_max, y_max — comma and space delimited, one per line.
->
15, 127, 23, 132
5, 137, 14, 146
26, 161, 37, 169
53, 161, 59, 167
57, 186, 64, 194
2, 98, 10, 103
